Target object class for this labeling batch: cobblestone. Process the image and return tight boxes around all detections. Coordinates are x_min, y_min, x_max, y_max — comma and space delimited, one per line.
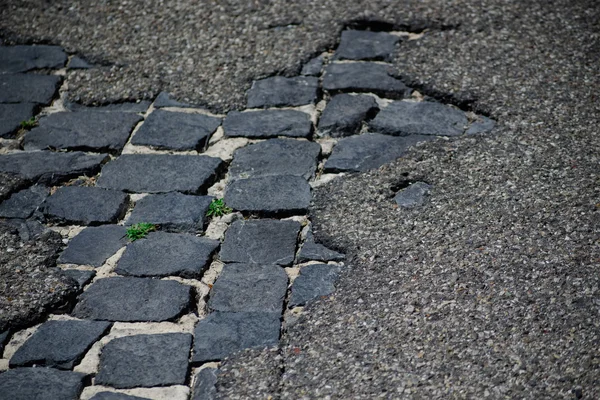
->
223, 109, 312, 139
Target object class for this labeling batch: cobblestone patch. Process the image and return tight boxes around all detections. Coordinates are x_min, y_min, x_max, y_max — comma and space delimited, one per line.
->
0, 103, 37, 138
317, 93, 379, 137
297, 230, 345, 263
58, 225, 128, 267
61, 269, 96, 288
0, 185, 48, 219
0, 45, 66, 73
323, 62, 409, 99
191, 368, 218, 400
0, 73, 62, 105
300, 55, 324, 76
0, 367, 86, 400
289, 263, 341, 307
223, 109, 312, 139
246, 76, 319, 108
394, 181, 432, 208
334, 30, 400, 62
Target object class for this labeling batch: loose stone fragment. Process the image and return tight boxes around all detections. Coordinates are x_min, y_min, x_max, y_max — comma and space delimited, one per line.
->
0, 73, 62, 105
318, 94, 379, 137
220, 219, 300, 266
95, 333, 192, 389
301, 55, 324, 76
58, 225, 128, 267
0, 185, 49, 219
247, 76, 319, 108
192, 312, 281, 363
322, 62, 409, 99
90, 393, 151, 400
116, 231, 219, 278
394, 182, 432, 208
0, 45, 67, 73
289, 264, 341, 307
0, 103, 37, 138
0, 367, 86, 400
131, 109, 221, 151
223, 110, 312, 139
369, 101, 468, 136
10, 319, 111, 369
67, 56, 93, 70
153, 92, 195, 108
61, 269, 96, 288
229, 139, 321, 181
40, 186, 129, 225
466, 115, 496, 135
72, 277, 191, 322
192, 368, 218, 400
298, 230, 345, 263
97, 154, 224, 194
335, 30, 400, 61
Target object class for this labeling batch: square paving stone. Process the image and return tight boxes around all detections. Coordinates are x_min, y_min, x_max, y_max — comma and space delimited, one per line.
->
229, 139, 321, 181
95, 333, 192, 389
322, 62, 409, 99
0, 103, 37, 138
246, 76, 319, 108
224, 175, 311, 215
61, 269, 96, 288
58, 225, 128, 267
72, 277, 191, 322
0, 45, 67, 73
0, 367, 86, 400
301, 55, 324, 76
40, 186, 129, 225
208, 264, 288, 313
23, 111, 142, 153
97, 154, 224, 194
318, 93, 379, 137
298, 230, 345, 263
334, 30, 400, 62
116, 231, 219, 278
0, 185, 49, 219
192, 312, 281, 363
289, 264, 341, 307
223, 110, 312, 139
0, 73, 62, 105
394, 181, 432, 208
90, 393, 151, 400
192, 368, 218, 400
9, 319, 111, 369
126, 193, 213, 233
219, 219, 300, 266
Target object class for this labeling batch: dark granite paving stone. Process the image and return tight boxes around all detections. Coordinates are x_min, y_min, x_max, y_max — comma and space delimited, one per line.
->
67, 56, 93, 70
0, 45, 67, 73
223, 109, 312, 139
0, 367, 86, 400
65, 101, 151, 113
301, 55, 324, 76
220, 219, 300, 266
0, 330, 9, 357
97, 154, 224, 194
116, 231, 219, 278
71, 277, 191, 322
318, 94, 379, 137
192, 368, 218, 400
324, 133, 434, 173
90, 393, 151, 400
59, 225, 128, 267
208, 264, 288, 313
131, 109, 221, 151
61, 269, 96, 288
0, 185, 49, 219
335, 30, 400, 62
23, 111, 142, 153
369, 100, 468, 137
0, 102, 37, 138
153, 91, 195, 108
289, 263, 341, 307
0, 151, 107, 185
192, 312, 281, 363
229, 139, 321, 181
40, 186, 129, 225
246, 76, 319, 108
298, 230, 345, 263
394, 181, 432, 208
466, 115, 496, 135
0, 73, 62, 105
322, 62, 409, 99
9, 319, 111, 369
225, 175, 311, 215
95, 333, 192, 389
127, 193, 213, 233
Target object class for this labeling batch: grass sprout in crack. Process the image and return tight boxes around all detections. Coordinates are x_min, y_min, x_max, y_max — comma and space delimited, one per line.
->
206, 198, 232, 218
126, 222, 156, 241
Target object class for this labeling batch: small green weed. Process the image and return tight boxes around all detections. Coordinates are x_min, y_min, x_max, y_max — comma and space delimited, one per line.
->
20, 117, 37, 130
126, 223, 156, 241
206, 198, 232, 217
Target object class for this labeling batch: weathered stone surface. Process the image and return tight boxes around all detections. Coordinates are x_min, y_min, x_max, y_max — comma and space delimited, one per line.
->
0, 367, 86, 400
208, 264, 288, 313
67, 56, 93, 70
40, 186, 129, 225
394, 181, 432, 208
335, 30, 400, 62
466, 115, 496, 135
369, 101, 468, 136
223, 110, 312, 139
225, 175, 311, 215
65, 101, 151, 113
23, 111, 142, 152
192, 368, 218, 400
116, 232, 219, 278
298, 230, 345, 263
0, 172, 27, 202
90, 393, 150, 400
324, 133, 434, 173
97, 154, 224, 194
127, 193, 213, 233
0, 330, 9, 356
289, 264, 341, 307
61, 269, 96, 288
229, 139, 321, 181
95, 333, 192, 389
301, 55, 324, 76
318, 94, 379, 137
0, 45, 67, 73
153, 92, 195, 108
0, 103, 37, 138
192, 312, 281, 363
220, 219, 300, 266
0, 185, 49, 219
0, 73, 62, 105
131, 109, 221, 151
10, 319, 111, 369
72, 277, 191, 322
58, 225, 128, 267
322, 62, 409, 99
247, 76, 319, 108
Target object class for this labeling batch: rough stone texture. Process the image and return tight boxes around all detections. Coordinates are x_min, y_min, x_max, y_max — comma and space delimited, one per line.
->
246, 76, 319, 108
192, 312, 281, 363
0, 185, 49, 219
298, 230, 345, 263
289, 263, 341, 307
324, 133, 434, 172
466, 115, 496, 135
65, 101, 151, 113
317, 93, 379, 137
23, 111, 142, 152
223, 110, 312, 139
208, 264, 288, 313
153, 91, 195, 108
61, 269, 96, 288
0, 172, 27, 202
229, 139, 321, 181
0, 45, 67, 73
0, 102, 37, 138
0, 367, 86, 400
301, 55, 323, 76
0, 330, 9, 356
322, 62, 409, 99
72, 277, 191, 322
95, 333, 192, 389
225, 175, 311, 215
116, 231, 219, 278
90, 393, 150, 400
335, 30, 400, 61
40, 186, 129, 225
394, 181, 432, 208
126, 193, 213, 233
220, 219, 300, 266
192, 368, 218, 400
97, 154, 224, 194
58, 225, 128, 267
0, 73, 62, 105
9, 319, 111, 369
67, 56, 93, 70
131, 109, 221, 151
